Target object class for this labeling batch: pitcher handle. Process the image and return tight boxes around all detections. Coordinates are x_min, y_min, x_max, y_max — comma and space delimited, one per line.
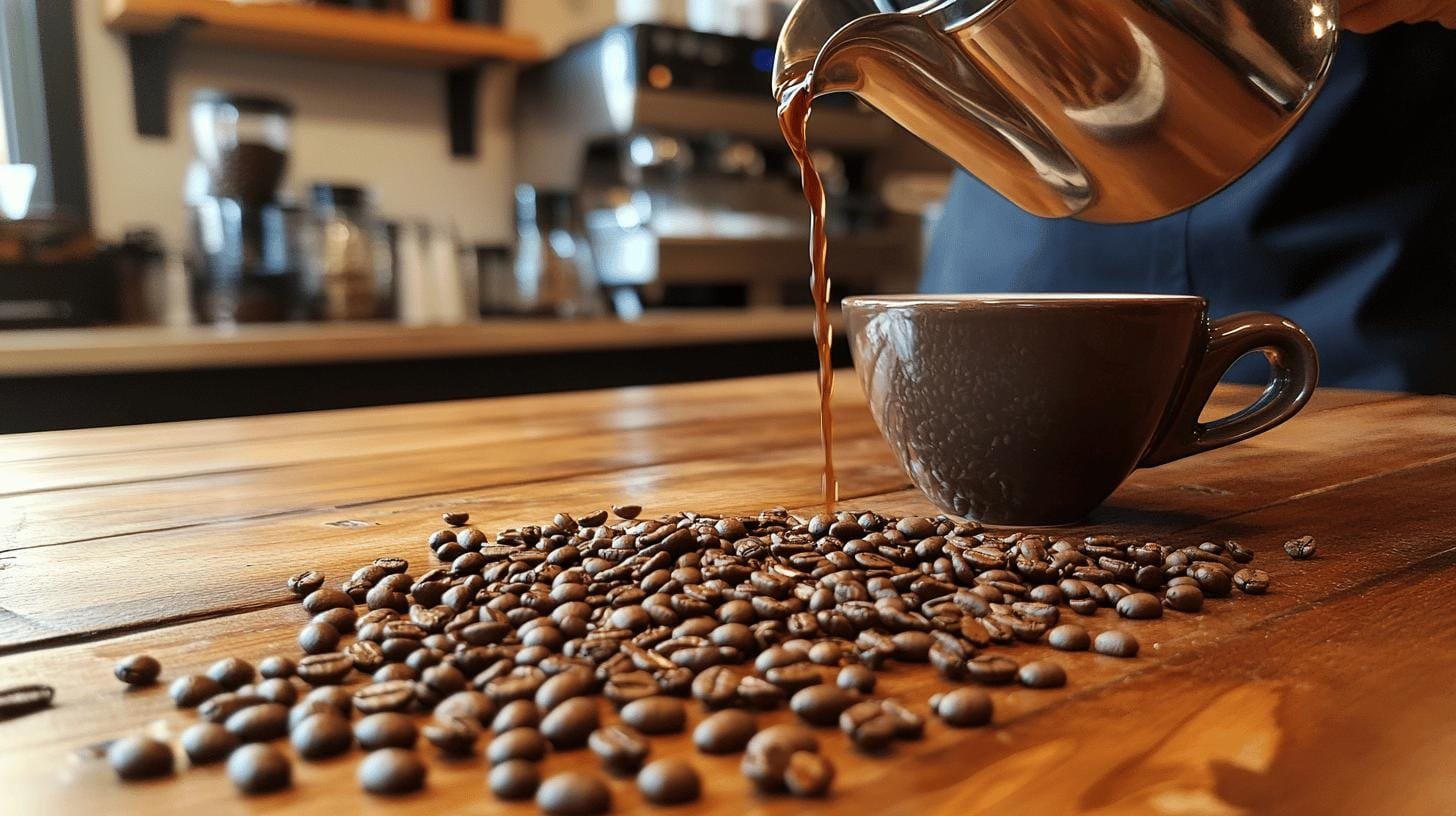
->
1140, 313, 1319, 467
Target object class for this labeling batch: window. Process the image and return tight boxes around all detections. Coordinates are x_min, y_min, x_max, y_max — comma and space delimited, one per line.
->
0, 0, 87, 221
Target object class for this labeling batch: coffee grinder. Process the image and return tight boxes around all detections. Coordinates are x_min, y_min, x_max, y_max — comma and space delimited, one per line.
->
185, 92, 302, 324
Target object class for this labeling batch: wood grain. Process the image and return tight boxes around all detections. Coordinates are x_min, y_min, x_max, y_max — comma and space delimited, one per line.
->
0, 309, 835, 377
0, 372, 1452, 815
103, 0, 543, 68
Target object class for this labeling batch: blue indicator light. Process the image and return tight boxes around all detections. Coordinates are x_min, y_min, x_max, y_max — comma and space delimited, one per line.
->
751, 47, 775, 73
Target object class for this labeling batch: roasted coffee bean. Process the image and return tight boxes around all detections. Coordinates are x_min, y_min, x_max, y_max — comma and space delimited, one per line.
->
180, 722, 239, 765
621, 696, 685, 735
297, 653, 353, 686
313, 606, 357, 634
433, 690, 496, 726
492, 700, 542, 733
108, 736, 174, 780
1116, 592, 1163, 620
1191, 564, 1234, 598
613, 504, 643, 520
929, 644, 970, 681
490, 759, 541, 800
965, 655, 1019, 685
1018, 660, 1067, 689
541, 697, 599, 749
790, 684, 858, 727
589, 724, 650, 775
428, 529, 457, 549
1234, 568, 1271, 595
422, 664, 467, 696
489, 727, 549, 764
443, 511, 470, 526
424, 715, 483, 755
691, 666, 739, 709
694, 708, 757, 754
604, 671, 659, 707
227, 744, 291, 794
253, 678, 299, 704
291, 711, 353, 759
114, 655, 162, 687
637, 758, 701, 805
1164, 584, 1205, 612
838, 700, 897, 752
736, 675, 786, 710
537, 770, 612, 816
837, 664, 876, 694
741, 724, 818, 792
456, 527, 489, 551
1094, 630, 1140, 658
298, 622, 341, 655
225, 702, 289, 742
358, 747, 426, 795
784, 751, 835, 797
374, 664, 416, 684
199, 692, 267, 724
931, 688, 993, 727
1284, 536, 1317, 560
746, 723, 819, 757
1048, 623, 1091, 651
892, 630, 933, 661
765, 663, 822, 693
207, 657, 255, 690
354, 712, 418, 750
288, 570, 327, 596
302, 588, 353, 615
536, 668, 594, 710
258, 656, 296, 680
354, 680, 416, 714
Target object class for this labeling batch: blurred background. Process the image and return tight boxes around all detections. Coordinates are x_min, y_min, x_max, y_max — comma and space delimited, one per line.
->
0, 0, 951, 432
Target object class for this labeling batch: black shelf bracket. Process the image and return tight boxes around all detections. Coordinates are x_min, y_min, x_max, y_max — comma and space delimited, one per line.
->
125, 18, 199, 138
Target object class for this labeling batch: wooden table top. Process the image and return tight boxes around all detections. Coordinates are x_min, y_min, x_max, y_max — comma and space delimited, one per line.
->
1, 372, 1454, 815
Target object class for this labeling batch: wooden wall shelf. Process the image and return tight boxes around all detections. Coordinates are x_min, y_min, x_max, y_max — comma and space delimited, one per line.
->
102, 0, 545, 154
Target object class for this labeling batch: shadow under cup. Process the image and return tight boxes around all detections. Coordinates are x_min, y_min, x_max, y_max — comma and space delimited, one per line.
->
843, 295, 1319, 526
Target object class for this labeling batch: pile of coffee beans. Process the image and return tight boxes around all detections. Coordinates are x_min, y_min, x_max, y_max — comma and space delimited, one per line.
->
103, 507, 1286, 810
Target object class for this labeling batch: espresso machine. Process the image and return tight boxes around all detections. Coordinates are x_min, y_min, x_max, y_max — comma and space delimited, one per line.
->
513, 23, 935, 315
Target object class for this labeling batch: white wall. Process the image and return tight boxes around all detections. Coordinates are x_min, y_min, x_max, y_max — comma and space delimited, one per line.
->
73, 0, 617, 251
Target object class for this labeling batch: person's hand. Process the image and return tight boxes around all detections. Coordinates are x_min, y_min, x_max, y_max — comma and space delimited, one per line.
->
1342, 0, 1456, 32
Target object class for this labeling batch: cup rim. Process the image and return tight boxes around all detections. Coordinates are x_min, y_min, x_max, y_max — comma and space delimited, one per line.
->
843, 293, 1206, 309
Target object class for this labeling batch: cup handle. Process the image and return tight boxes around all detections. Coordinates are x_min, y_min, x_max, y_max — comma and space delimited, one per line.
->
1140, 313, 1319, 467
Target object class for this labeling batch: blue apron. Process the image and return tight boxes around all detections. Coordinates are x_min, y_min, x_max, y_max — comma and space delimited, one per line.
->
922, 25, 1456, 393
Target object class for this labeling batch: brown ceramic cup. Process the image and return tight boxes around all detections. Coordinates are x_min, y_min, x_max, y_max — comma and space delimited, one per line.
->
843, 294, 1319, 526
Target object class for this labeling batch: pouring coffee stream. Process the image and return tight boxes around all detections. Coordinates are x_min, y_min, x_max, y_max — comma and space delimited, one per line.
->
774, 0, 1338, 512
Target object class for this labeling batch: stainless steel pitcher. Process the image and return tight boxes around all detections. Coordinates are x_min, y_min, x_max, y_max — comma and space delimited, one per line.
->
775, 0, 1339, 222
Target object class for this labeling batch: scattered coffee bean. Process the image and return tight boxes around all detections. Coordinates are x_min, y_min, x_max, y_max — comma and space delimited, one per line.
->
207, 658, 255, 690
837, 664, 876, 694
225, 702, 289, 742
358, 747, 426, 795
253, 677, 297, 706
1048, 624, 1090, 651
966, 655, 1019, 685
180, 722, 239, 765
931, 688, 993, 727
620, 696, 685, 735
493, 700, 543, 733
298, 622, 341, 655
746, 723, 818, 757
489, 727, 549, 764
1284, 536, 1317, 560
227, 744, 291, 794
790, 684, 858, 727
541, 697, 599, 749
1116, 593, 1163, 620
638, 758, 701, 805
257, 656, 296, 680
784, 751, 835, 797
1164, 583, 1205, 612
114, 655, 161, 687
1018, 660, 1067, 689
694, 708, 757, 754
424, 715, 483, 755
288, 570, 326, 596
0, 684, 54, 718
292, 711, 354, 759
490, 759, 541, 800
297, 653, 353, 686
839, 700, 898, 752
1093, 630, 1140, 658
199, 691, 267, 724
538, 770, 613, 816
443, 511, 470, 526
590, 724, 650, 775
1234, 568, 1271, 594
612, 504, 642, 520
354, 680, 416, 714
108, 736, 173, 780
354, 712, 418, 750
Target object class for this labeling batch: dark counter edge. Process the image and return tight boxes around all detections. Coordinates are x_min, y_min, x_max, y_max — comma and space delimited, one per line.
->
0, 337, 853, 433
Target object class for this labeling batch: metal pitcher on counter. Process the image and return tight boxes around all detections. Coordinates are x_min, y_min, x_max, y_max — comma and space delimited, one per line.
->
774, 0, 1340, 222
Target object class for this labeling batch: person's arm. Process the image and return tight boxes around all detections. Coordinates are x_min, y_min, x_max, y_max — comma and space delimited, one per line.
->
1342, 0, 1456, 32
